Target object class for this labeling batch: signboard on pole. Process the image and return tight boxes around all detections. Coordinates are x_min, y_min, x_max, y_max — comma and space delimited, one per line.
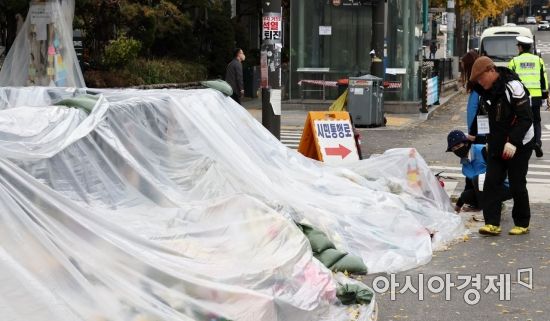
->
298, 111, 360, 164
262, 13, 282, 43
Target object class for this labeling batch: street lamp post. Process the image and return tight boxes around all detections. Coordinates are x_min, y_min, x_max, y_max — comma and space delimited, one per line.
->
371, 0, 384, 78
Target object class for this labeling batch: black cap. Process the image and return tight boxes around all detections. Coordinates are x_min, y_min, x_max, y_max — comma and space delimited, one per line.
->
446, 130, 468, 151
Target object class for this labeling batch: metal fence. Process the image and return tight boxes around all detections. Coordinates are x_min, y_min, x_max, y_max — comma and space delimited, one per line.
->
422, 58, 454, 82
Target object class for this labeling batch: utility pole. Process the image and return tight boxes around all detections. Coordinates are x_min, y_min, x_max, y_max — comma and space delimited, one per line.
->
260, 0, 282, 140
446, 0, 455, 58
371, 0, 385, 79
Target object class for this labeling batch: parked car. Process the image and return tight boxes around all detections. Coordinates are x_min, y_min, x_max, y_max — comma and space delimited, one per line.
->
538, 21, 550, 30
526, 16, 537, 24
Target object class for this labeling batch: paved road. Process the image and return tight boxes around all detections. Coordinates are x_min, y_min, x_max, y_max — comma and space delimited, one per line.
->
276, 27, 550, 321
279, 92, 550, 321
364, 28, 550, 321
356, 92, 550, 321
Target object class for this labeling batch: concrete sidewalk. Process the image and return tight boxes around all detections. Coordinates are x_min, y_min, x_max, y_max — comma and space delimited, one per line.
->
242, 89, 463, 130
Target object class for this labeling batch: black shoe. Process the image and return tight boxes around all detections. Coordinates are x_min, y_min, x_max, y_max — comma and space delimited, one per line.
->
535, 144, 544, 158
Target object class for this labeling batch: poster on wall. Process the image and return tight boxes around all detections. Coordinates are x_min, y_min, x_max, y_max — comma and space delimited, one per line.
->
260, 51, 268, 88
319, 26, 332, 35
30, 3, 54, 40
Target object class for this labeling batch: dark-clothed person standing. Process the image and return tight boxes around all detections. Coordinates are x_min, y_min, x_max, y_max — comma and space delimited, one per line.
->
508, 36, 548, 158
429, 41, 437, 59
225, 48, 246, 104
469, 56, 534, 236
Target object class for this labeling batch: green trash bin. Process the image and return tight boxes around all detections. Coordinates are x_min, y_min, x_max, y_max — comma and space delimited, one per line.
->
347, 74, 384, 127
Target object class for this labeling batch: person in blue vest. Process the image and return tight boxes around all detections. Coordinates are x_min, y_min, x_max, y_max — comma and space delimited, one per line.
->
446, 130, 511, 213
460, 50, 486, 200
461, 50, 486, 144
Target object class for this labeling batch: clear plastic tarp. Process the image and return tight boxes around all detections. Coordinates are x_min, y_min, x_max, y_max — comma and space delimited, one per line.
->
0, 87, 465, 320
0, 0, 84, 87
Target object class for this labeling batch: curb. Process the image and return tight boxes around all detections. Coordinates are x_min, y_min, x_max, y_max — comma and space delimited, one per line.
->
418, 89, 463, 121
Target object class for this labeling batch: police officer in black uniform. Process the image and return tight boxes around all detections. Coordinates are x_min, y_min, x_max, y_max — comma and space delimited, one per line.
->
468, 56, 534, 236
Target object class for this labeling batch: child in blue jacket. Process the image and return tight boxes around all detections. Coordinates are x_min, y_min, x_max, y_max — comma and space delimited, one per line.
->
446, 130, 511, 213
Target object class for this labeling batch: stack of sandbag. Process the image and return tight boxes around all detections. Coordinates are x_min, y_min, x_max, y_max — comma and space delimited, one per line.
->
299, 224, 367, 275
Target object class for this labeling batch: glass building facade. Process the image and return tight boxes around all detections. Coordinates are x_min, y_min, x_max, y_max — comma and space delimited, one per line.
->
289, 1, 373, 100
289, 0, 424, 103
385, 0, 424, 102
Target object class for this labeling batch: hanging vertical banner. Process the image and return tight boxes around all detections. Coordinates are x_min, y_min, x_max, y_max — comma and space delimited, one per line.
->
262, 13, 282, 43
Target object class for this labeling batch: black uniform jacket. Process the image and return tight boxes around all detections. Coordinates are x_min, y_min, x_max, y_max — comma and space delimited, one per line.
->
469, 67, 534, 158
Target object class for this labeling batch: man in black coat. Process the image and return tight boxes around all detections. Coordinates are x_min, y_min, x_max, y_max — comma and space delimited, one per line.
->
225, 48, 245, 104
468, 56, 534, 236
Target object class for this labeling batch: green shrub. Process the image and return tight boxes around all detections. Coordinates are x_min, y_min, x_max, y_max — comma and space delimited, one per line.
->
84, 69, 143, 88
103, 36, 142, 68
127, 58, 208, 84
85, 59, 208, 88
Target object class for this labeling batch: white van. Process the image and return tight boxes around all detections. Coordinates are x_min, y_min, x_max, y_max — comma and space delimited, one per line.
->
479, 26, 537, 67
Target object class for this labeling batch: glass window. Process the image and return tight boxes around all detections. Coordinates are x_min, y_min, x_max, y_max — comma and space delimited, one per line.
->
386, 0, 423, 101
480, 36, 518, 62
289, 0, 372, 100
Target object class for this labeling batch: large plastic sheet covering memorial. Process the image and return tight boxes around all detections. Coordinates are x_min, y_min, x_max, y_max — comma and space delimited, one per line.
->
0, 87, 465, 320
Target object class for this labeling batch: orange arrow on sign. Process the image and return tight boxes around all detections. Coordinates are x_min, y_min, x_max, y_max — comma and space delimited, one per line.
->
325, 144, 351, 159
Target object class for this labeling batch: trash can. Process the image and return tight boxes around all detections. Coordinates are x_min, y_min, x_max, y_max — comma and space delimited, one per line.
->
347, 74, 384, 127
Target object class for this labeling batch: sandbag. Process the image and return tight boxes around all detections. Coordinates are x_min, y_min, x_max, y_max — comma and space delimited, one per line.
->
314, 248, 347, 268
300, 224, 335, 253
336, 284, 373, 305
201, 79, 233, 96
55, 94, 99, 114
330, 254, 368, 274
302, 223, 367, 274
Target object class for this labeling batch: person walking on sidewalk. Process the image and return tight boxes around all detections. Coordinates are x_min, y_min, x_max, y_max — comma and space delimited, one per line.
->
508, 36, 548, 158
225, 48, 246, 104
429, 41, 437, 59
469, 56, 534, 236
